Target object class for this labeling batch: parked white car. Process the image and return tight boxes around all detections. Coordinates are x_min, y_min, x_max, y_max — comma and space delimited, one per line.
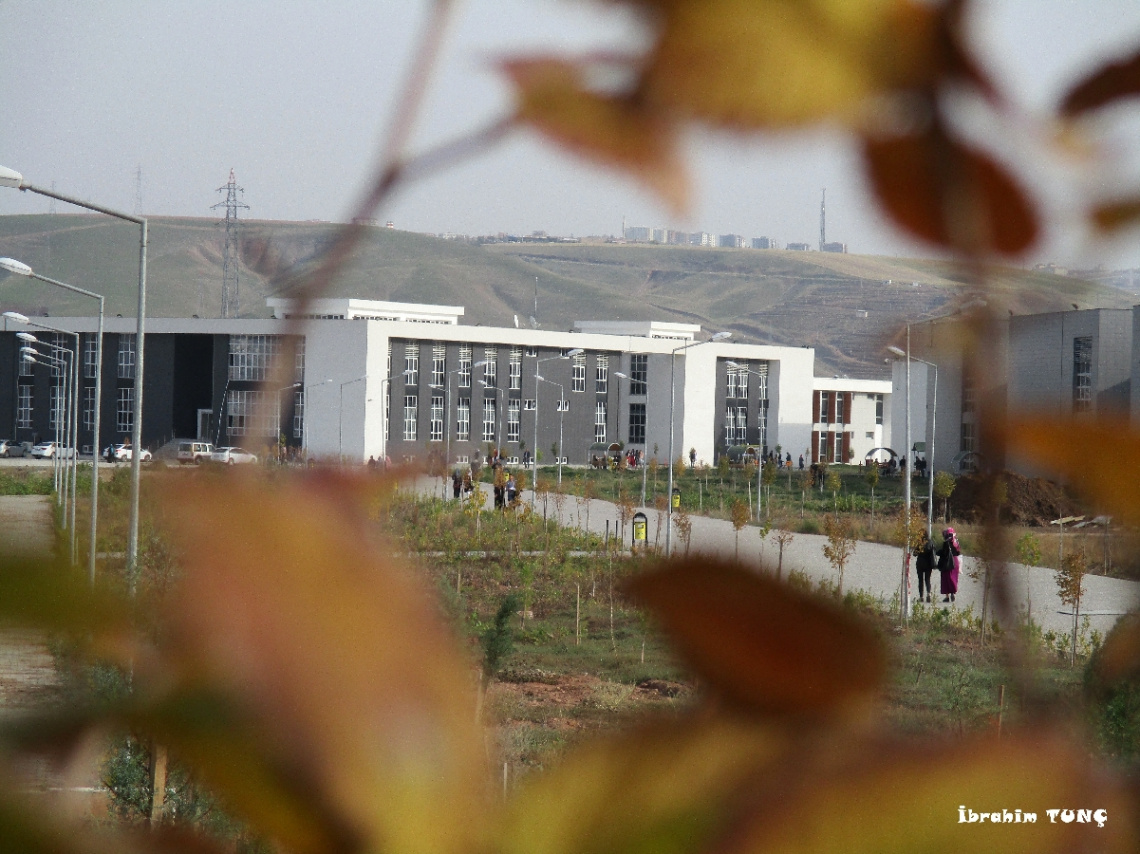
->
104, 444, 152, 462
31, 441, 73, 459
210, 447, 258, 466
0, 439, 31, 458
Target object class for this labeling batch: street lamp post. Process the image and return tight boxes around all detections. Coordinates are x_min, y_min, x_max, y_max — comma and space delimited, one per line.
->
531, 349, 582, 506
478, 380, 503, 459
20, 348, 69, 494
1, 165, 148, 581
666, 332, 731, 556
536, 376, 565, 484
1, 259, 105, 584
613, 371, 649, 507
888, 326, 913, 622
889, 345, 939, 540
433, 360, 489, 487
8, 312, 81, 559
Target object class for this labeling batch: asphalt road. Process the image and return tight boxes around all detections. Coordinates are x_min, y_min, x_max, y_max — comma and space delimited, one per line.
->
418, 475, 1140, 639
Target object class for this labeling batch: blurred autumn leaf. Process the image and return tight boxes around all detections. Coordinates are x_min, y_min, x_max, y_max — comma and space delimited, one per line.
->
724, 731, 1133, 854
625, 559, 886, 719
1092, 198, 1140, 233
864, 127, 1038, 254
502, 58, 689, 213
149, 473, 489, 854
1061, 48, 1140, 116
500, 716, 787, 854
1007, 414, 1140, 527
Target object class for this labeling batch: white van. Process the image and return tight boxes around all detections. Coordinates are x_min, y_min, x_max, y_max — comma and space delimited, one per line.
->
177, 441, 214, 464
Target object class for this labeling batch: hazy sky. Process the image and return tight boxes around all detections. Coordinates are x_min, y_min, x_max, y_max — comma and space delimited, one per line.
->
3, 1, 1140, 266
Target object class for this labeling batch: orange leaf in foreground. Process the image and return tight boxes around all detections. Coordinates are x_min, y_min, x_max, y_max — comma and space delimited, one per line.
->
725, 730, 1133, 854
1007, 414, 1140, 528
500, 716, 787, 854
638, 0, 938, 128
1092, 197, 1140, 233
625, 559, 885, 718
502, 58, 688, 213
1061, 48, 1140, 116
864, 128, 1038, 255
156, 473, 487, 854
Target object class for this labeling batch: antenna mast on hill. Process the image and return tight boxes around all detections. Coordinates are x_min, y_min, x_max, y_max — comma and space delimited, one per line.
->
819, 188, 826, 251
212, 169, 249, 318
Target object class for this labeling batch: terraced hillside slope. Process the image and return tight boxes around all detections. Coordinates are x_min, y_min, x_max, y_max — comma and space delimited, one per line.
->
0, 215, 1131, 376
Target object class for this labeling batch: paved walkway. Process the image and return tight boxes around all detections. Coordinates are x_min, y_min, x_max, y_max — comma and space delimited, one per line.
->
417, 477, 1140, 638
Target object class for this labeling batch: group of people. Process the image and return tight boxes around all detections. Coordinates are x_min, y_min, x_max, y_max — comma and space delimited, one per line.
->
914, 527, 962, 603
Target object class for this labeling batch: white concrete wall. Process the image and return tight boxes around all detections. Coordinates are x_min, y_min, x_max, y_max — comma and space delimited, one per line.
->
770, 348, 815, 464
302, 322, 369, 460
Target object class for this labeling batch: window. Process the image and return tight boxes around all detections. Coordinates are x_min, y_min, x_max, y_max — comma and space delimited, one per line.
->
84, 335, 98, 379
458, 345, 472, 388
507, 399, 521, 442
556, 398, 569, 413
961, 421, 976, 453
18, 350, 32, 376
294, 337, 305, 383
457, 398, 471, 441
525, 347, 537, 357
595, 400, 607, 443
875, 393, 884, 425
483, 347, 497, 388
17, 386, 32, 428
228, 335, 280, 382
509, 347, 522, 390
819, 391, 830, 425
51, 333, 68, 378
404, 343, 420, 386
49, 386, 62, 431
962, 374, 976, 414
1073, 336, 1092, 413
293, 390, 305, 439
630, 354, 648, 395
572, 354, 586, 392
227, 390, 278, 437
835, 393, 845, 425
818, 431, 829, 462
736, 406, 748, 444
629, 402, 646, 444
725, 405, 747, 444
757, 401, 768, 450
595, 355, 609, 393
834, 431, 844, 462
482, 398, 496, 442
432, 344, 446, 388
727, 366, 746, 399
403, 395, 418, 441
523, 399, 536, 411
118, 335, 136, 380
83, 387, 95, 430
117, 387, 134, 434
429, 395, 444, 441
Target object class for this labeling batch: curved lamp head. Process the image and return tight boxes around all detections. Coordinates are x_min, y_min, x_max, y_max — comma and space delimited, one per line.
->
565, 348, 584, 357
0, 166, 24, 189
725, 360, 741, 369
0, 257, 32, 277
613, 371, 629, 379
710, 331, 732, 341
887, 345, 906, 358
22, 354, 36, 364
472, 359, 491, 368
3, 310, 30, 324
16, 332, 37, 343
20, 346, 37, 356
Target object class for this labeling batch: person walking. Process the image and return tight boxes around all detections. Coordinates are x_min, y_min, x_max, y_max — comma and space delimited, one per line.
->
914, 530, 936, 603
937, 527, 961, 603
506, 473, 517, 507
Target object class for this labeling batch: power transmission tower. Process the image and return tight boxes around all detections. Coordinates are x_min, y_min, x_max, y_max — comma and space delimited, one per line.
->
212, 169, 249, 318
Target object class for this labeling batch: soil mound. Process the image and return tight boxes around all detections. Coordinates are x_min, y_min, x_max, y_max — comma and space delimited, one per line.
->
948, 472, 1081, 527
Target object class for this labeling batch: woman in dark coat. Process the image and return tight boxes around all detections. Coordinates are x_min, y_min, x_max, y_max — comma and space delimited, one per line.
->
937, 527, 961, 603
914, 531, 936, 603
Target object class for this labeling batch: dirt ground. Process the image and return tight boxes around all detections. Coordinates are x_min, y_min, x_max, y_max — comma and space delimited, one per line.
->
949, 472, 1082, 526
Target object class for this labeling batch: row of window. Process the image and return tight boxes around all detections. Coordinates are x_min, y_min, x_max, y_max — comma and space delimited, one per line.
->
401, 344, 611, 393
400, 396, 610, 444
16, 385, 136, 434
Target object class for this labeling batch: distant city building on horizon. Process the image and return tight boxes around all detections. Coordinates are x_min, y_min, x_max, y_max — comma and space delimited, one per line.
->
621, 225, 817, 251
